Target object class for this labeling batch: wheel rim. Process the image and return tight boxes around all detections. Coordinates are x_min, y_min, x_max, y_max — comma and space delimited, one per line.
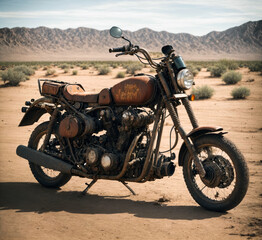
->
189, 145, 236, 202
34, 130, 61, 179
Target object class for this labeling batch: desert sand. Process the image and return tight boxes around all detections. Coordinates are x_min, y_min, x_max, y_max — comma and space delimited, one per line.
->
0, 66, 261, 240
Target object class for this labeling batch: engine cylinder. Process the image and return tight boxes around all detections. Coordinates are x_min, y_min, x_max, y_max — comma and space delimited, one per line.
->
85, 147, 101, 165
101, 153, 119, 171
59, 114, 96, 138
59, 116, 82, 138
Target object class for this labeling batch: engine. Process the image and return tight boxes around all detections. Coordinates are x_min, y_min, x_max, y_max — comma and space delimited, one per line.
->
58, 106, 174, 179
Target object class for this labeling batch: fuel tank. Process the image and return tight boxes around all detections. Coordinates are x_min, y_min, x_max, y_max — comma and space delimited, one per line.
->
111, 76, 156, 106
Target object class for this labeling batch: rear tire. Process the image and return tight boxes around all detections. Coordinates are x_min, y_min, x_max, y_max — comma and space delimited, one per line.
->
28, 121, 71, 188
183, 134, 249, 212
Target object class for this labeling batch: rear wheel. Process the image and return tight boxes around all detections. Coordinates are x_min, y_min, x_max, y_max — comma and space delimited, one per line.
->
183, 134, 249, 212
28, 121, 71, 188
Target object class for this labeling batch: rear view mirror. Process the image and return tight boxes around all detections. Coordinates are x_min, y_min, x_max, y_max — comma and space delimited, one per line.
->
110, 26, 122, 38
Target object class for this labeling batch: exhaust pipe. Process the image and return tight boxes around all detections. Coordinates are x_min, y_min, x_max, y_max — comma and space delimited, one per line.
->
16, 145, 73, 174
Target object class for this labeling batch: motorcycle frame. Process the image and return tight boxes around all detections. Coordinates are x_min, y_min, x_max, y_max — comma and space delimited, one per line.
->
19, 50, 218, 182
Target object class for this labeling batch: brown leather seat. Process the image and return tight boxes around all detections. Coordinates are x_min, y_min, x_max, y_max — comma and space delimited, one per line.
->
63, 84, 99, 103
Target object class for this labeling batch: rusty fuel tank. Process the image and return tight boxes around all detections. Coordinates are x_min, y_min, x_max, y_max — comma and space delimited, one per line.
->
111, 76, 156, 105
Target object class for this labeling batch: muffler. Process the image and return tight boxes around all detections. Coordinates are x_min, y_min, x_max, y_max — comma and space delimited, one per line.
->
16, 145, 73, 174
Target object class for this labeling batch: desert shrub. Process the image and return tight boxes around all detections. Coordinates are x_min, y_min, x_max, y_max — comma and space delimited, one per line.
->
1, 68, 26, 86
187, 65, 199, 77
72, 70, 78, 75
248, 62, 262, 72
231, 87, 250, 99
43, 66, 48, 70
98, 66, 111, 75
32, 65, 39, 70
191, 85, 214, 100
45, 69, 56, 76
210, 64, 227, 77
81, 64, 89, 70
125, 63, 143, 75
196, 66, 201, 71
222, 71, 242, 85
59, 63, 70, 69
110, 62, 119, 69
219, 59, 239, 70
116, 71, 125, 78
64, 68, 69, 73
13, 65, 35, 76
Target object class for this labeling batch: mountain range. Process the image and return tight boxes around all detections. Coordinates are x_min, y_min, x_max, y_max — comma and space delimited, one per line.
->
0, 20, 261, 61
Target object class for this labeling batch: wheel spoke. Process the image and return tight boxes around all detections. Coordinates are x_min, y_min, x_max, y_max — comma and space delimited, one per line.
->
190, 145, 236, 202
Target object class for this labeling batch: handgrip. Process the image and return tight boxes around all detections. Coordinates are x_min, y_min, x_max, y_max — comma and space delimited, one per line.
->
109, 46, 126, 53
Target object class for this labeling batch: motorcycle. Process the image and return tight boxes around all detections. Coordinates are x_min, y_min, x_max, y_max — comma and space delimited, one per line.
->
16, 26, 249, 212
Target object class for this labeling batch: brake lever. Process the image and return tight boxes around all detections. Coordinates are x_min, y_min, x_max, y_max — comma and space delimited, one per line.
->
115, 52, 128, 57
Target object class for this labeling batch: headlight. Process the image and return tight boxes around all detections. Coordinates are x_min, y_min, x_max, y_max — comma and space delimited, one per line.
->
177, 69, 194, 90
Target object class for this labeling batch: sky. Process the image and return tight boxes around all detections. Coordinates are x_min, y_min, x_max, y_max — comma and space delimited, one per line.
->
0, 0, 261, 36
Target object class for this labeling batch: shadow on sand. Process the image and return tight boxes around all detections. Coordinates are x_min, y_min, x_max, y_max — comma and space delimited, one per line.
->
0, 182, 225, 220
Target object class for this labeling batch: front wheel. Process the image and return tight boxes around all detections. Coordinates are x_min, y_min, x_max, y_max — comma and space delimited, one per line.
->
183, 134, 249, 212
28, 121, 72, 188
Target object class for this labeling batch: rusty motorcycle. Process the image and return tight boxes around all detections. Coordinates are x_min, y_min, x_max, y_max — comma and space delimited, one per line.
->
16, 26, 249, 212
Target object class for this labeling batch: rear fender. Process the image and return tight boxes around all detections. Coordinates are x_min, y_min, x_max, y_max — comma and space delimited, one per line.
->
19, 97, 54, 126
178, 126, 225, 166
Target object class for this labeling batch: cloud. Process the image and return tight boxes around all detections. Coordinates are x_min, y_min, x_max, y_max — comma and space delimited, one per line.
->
0, 0, 261, 35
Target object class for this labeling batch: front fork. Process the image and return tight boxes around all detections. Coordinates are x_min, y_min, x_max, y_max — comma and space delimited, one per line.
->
157, 69, 206, 177
165, 98, 206, 177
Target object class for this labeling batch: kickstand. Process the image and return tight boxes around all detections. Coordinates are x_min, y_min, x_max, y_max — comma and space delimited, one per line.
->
82, 179, 97, 196
119, 181, 136, 195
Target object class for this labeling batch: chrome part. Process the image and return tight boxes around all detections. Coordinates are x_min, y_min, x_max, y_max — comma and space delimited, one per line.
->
177, 69, 194, 90
110, 26, 122, 38
101, 153, 119, 171
85, 148, 101, 165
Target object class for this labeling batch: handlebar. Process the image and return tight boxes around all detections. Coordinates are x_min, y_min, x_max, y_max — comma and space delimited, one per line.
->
109, 45, 129, 53
109, 45, 159, 68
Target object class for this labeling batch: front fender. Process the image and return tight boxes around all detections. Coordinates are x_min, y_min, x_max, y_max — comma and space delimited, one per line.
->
18, 97, 54, 126
178, 126, 224, 166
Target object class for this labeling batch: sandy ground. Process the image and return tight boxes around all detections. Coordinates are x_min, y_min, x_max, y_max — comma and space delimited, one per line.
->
0, 66, 261, 240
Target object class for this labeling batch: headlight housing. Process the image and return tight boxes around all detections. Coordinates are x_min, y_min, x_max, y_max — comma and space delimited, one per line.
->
177, 69, 194, 90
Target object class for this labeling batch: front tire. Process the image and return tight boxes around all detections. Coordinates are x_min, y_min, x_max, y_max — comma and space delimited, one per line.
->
28, 121, 71, 188
183, 134, 249, 212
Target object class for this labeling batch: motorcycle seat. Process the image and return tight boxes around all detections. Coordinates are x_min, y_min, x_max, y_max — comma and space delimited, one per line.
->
63, 84, 99, 103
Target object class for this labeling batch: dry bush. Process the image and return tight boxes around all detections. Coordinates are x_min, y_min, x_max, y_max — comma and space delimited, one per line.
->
1, 69, 26, 86
222, 71, 242, 85
98, 66, 111, 75
125, 63, 143, 75
231, 87, 250, 99
210, 64, 227, 77
192, 85, 214, 100
116, 71, 125, 78
13, 65, 35, 76
45, 69, 56, 76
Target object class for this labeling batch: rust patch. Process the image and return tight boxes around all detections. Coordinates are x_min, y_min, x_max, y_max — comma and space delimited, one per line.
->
59, 116, 80, 138
98, 88, 112, 105
42, 82, 64, 96
111, 76, 155, 105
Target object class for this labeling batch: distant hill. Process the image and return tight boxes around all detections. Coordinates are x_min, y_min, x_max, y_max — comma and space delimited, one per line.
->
0, 20, 261, 61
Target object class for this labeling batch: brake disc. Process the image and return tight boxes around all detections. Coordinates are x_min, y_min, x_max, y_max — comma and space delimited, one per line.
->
213, 155, 234, 188
200, 160, 222, 188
